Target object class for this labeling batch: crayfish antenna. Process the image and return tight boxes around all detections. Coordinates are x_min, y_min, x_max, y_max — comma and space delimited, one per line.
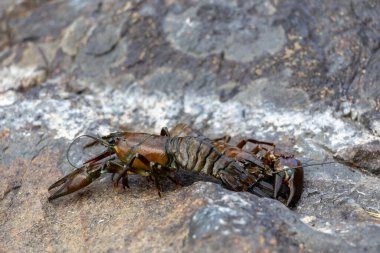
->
48, 166, 101, 201
66, 134, 111, 169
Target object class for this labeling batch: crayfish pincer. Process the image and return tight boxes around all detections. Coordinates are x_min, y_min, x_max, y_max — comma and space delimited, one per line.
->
48, 131, 258, 201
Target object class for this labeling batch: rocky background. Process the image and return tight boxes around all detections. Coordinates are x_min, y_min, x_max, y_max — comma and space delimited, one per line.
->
1, 0, 380, 252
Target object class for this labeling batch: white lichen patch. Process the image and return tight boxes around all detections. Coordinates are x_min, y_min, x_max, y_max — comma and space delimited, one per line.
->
184, 91, 380, 154
232, 218, 247, 226
0, 66, 44, 93
213, 205, 238, 216
1, 66, 378, 157
220, 194, 252, 208
312, 226, 335, 235
301, 215, 317, 224
0, 90, 18, 106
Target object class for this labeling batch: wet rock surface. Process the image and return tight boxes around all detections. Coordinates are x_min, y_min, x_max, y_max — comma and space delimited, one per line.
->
1, 0, 380, 252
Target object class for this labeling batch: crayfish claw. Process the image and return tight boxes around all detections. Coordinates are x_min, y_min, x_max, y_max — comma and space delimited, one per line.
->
274, 172, 285, 200
48, 168, 83, 191
48, 166, 101, 201
271, 157, 304, 207
284, 172, 303, 207
286, 179, 296, 207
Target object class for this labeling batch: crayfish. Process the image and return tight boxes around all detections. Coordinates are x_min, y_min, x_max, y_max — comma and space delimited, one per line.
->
48, 124, 309, 207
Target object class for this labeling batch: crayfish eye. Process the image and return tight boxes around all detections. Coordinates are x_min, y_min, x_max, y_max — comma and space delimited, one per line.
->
108, 138, 116, 145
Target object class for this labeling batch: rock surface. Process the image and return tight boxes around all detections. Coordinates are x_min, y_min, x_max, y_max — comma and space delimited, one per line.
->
1, 0, 380, 252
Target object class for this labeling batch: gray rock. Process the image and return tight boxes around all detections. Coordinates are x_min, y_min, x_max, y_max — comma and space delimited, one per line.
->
164, 1, 286, 62
141, 67, 193, 96
60, 17, 93, 56
1, 137, 379, 253
85, 21, 123, 56
1, 0, 380, 252
335, 140, 380, 175
8, 1, 82, 43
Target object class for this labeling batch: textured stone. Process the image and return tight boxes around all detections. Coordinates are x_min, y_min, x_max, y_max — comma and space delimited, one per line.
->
1, 137, 380, 252
164, 1, 286, 62
0, 151, 378, 252
1, 0, 380, 252
335, 141, 380, 175
60, 17, 93, 56
85, 22, 122, 56
0, 65, 46, 93
8, 1, 81, 43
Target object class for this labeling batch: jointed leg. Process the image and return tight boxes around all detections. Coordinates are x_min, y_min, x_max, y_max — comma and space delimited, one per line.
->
236, 138, 276, 149
114, 154, 145, 188
106, 160, 131, 189
115, 153, 167, 196
151, 164, 162, 197
160, 127, 170, 137
213, 135, 231, 143
166, 174, 182, 186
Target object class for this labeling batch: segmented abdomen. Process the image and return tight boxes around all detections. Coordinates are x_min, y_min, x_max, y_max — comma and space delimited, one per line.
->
166, 136, 235, 178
